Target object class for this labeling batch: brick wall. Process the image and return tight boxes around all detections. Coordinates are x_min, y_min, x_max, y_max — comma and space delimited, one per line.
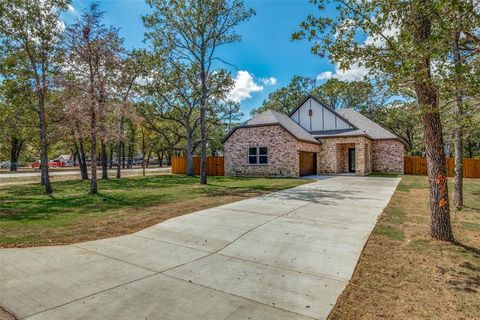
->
224, 125, 299, 177
372, 139, 405, 174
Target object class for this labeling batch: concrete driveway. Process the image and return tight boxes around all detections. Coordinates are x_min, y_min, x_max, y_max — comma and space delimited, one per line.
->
0, 176, 400, 320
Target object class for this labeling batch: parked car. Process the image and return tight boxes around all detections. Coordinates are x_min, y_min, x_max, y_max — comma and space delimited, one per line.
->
0, 161, 11, 168
48, 160, 66, 168
31, 160, 41, 168
31, 160, 66, 168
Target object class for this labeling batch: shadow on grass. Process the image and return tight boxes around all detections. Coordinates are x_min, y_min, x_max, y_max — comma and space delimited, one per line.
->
455, 241, 480, 256
0, 175, 306, 223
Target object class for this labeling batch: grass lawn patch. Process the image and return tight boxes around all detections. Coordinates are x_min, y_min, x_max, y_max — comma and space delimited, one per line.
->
329, 175, 480, 320
0, 174, 308, 247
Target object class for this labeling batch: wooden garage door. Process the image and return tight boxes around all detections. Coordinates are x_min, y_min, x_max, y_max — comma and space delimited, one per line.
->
299, 152, 316, 176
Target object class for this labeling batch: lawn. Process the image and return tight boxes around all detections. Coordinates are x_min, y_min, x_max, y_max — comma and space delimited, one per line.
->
329, 175, 480, 319
0, 174, 308, 247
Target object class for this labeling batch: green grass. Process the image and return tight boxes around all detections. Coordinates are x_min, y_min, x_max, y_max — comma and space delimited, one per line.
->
0, 174, 308, 247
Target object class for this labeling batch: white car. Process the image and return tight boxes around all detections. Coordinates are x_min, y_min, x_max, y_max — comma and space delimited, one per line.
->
0, 161, 11, 168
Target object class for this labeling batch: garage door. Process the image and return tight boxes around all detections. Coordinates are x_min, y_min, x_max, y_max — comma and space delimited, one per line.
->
299, 152, 317, 176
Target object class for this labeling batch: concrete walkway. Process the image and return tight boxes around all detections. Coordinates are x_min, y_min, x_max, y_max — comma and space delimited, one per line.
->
0, 176, 400, 320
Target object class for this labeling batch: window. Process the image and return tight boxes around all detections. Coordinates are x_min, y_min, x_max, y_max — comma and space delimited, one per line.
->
248, 147, 257, 164
248, 147, 268, 165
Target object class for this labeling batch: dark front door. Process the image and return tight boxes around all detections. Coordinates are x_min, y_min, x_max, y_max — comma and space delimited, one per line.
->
348, 148, 356, 173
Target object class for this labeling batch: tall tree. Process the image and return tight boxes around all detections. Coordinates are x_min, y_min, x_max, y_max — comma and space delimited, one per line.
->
252, 76, 391, 115
253, 76, 316, 115
0, 0, 70, 193
439, 0, 480, 209
63, 3, 123, 193
113, 50, 146, 179
142, 65, 201, 176
144, 0, 254, 184
0, 57, 37, 171
293, 0, 461, 241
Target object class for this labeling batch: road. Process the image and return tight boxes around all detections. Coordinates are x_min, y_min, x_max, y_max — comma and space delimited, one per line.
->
0, 167, 171, 179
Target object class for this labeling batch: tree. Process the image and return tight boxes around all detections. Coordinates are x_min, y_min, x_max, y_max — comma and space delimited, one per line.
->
0, 0, 70, 193
252, 76, 390, 116
113, 50, 147, 178
293, 0, 461, 241
0, 57, 37, 171
63, 3, 124, 193
144, 0, 254, 184
438, 0, 480, 209
142, 64, 202, 176
366, 102, 422, 153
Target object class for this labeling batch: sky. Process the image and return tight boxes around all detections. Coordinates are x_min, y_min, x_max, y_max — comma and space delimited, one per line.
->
66, 0, 368, 118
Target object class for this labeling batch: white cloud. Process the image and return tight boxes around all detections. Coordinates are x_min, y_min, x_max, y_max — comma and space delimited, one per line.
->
68, 4, 77, 15
316, 63, 369, 82
260, 77, 277, 86
227, 71, 264, 103
364, 26, 399, 48
316, 71, 333, 80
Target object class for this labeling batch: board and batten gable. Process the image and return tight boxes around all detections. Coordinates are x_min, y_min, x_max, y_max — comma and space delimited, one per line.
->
290, 97, 353, 132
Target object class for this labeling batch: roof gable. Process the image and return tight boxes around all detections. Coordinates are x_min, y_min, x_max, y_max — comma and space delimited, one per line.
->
289, 95, 355, 132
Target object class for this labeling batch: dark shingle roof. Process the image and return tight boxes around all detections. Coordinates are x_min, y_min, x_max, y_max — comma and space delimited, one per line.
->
336, 109, 399, 140
222, 110, 320, 144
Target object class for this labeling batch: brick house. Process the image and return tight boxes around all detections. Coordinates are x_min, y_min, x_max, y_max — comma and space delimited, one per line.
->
222, 95, 406, 177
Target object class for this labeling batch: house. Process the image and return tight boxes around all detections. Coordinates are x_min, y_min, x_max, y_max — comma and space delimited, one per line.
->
55, 154, 73, 163
222, 95, 406, 177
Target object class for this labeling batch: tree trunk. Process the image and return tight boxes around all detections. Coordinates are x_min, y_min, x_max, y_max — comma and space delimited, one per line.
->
157, 150, 163, 167
127, 143, 133, 169
90, 102, 98, 194
101, 142, 108, 180
122, 142, 126, 169
413, 11, 454, 242
186, 135, 194, 176
117, 115, 125, 178
78, 137, 88, 180
199, 69, 207, 185
38, 91, 53, 194
10, 137, 23, 172
452, 29, 463, 209
146, 149, 152, 168
109, 143, 114, 169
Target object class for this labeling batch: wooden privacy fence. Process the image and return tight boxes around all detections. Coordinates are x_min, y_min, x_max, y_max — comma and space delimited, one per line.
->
404, 156, 480, 178
171, 156, 224, 176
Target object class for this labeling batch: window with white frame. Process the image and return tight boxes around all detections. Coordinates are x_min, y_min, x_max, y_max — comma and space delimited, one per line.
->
248, 147, 268, 164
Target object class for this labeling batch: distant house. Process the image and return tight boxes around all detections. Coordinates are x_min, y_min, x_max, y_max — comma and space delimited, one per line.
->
56, 155, 73, 162
222, 95, 406, 177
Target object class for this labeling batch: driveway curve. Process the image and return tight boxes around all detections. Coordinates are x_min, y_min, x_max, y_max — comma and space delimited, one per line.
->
0, 176, 400, 320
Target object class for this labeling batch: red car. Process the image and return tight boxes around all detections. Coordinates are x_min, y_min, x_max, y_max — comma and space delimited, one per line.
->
31, 160, 41, 168
31, 160, 66, 168
49, 160, 66, 168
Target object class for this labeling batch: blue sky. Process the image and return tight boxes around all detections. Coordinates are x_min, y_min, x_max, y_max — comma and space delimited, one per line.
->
66, 1, 363, 117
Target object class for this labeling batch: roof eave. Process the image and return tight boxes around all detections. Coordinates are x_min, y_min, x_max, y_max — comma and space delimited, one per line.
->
221, 122, 321, 145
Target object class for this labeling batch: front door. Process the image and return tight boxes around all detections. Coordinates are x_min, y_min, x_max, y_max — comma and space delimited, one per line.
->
348, 148, 355, 173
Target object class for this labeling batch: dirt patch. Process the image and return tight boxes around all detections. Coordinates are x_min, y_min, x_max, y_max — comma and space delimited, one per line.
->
329, 176, 480, 320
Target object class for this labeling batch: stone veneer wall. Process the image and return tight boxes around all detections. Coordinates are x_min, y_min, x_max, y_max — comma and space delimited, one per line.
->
372, 139, 405, 174
224, 125, 298, 177
318, 136, 372, 176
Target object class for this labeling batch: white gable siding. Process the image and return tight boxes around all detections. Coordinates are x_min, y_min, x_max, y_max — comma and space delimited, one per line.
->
290, 97, 352, 132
